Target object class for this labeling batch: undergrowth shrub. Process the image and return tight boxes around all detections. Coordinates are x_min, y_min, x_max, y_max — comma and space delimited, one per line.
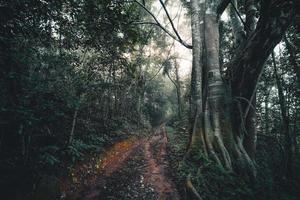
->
169, 122, 300, 200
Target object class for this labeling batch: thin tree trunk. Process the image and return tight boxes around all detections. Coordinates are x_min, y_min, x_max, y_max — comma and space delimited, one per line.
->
293, 111, 299, 155
166, 68, 182, 119
272, 51, 293, 177
69, 109, 78, 144
264, 91, 270, 135
243, 96, 257, 159
19, 124, 25, 156
174, 63, 182, 119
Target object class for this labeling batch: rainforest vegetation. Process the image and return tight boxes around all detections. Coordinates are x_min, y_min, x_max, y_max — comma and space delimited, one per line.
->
0, 0, 299, 199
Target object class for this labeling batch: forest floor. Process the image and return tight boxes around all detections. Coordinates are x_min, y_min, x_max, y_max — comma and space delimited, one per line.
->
61, 124, 182, 200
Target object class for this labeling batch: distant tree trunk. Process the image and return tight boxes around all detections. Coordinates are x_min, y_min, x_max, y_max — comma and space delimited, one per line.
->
293, 112, 299, 155
272, 52, 293, 177
137, 64, 145, 127
69, 109, 78, 144
166, 63, 182, 119
112, 63, 118, 118
187, 0, 297, 177
19, 124, 25, 156
264, 90, 270, 135
174, 62, 183, 119
137, 89, 143, 127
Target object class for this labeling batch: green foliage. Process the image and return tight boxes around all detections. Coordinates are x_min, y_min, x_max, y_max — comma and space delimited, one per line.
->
0, 0, 157, 197
67, 140, 87, 163
253, 137, 300, 200
176, 150, 255, 200
66, 136, 106, 163
1, 0, 298, 199
38, 146, 61, 167
143, 77, 169, 125
172, 131, 300, 200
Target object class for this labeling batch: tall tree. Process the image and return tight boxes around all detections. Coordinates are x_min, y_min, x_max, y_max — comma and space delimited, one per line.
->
187, 0, 298, 177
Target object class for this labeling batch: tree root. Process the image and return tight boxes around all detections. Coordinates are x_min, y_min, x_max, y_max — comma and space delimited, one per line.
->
185, 174, 203, 200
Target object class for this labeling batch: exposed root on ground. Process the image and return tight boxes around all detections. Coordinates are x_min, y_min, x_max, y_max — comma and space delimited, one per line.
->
185, 174, 202, 200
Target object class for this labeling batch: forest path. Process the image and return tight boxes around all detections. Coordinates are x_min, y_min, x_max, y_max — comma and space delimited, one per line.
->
64, 125, 180, 200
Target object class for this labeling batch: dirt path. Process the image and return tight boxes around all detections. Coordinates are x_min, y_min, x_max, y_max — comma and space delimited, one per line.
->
143, 126, 180, 200
65, 125, 180, 200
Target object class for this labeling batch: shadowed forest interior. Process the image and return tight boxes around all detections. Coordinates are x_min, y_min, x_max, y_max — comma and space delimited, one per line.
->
0, 0, 299, 199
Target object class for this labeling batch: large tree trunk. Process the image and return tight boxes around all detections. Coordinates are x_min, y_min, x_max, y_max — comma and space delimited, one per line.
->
202, 4, 234, 169
188, 0, 255, 175
230, 1, 296, 160
188, 0, 206, 155
188, 0, 298, 177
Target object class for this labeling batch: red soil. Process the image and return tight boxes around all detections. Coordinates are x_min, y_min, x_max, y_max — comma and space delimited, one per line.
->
62, 125, 180, 200
143, 126, 180, 200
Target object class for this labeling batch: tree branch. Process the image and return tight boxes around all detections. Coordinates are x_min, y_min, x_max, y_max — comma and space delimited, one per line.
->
244, 0, 257, 35
230, 0, 297, 100
134, 0, 192, 49
146, 40, 175, 82
159, 0, 183, 43
229, 0, 246, 48
130, 21, 159, 26
217, 0, 231, 17
229, 0, 247, 29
